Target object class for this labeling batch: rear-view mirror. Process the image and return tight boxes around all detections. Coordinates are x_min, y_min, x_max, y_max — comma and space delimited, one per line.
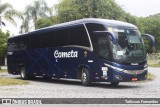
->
141, 34, 156, 47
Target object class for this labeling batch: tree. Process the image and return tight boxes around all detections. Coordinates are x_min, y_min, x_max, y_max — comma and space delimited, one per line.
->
19, 15, 30, 33
0, 29, 9, 64
37, 0, 137, 29
55, 0, 127, 23
35, 16, 59, 29
0, 1, 22, 27
136, 17, 160, 53
55, 0, 80, 22
21, 0, 51, 33
122, 13, 137, 25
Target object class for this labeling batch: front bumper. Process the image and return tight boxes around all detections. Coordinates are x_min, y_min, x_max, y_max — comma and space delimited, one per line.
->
111, 69, 148, 82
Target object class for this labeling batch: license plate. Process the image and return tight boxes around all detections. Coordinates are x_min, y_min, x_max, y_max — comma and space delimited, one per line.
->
132, 78, 138, 81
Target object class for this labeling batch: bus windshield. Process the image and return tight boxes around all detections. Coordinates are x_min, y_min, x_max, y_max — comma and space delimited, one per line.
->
111, 28, 146, 64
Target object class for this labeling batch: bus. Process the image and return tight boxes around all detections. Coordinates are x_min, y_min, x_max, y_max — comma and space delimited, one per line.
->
7, 18, 155, 86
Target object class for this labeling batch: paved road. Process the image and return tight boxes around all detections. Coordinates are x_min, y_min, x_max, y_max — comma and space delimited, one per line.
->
0, 67, 160, 98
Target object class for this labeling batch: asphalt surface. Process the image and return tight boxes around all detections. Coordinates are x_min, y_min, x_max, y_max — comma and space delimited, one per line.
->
0, 67, 160, 98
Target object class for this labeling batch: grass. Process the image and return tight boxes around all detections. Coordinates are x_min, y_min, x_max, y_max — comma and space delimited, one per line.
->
149, 64, 160, 67
0, 69, 7, 73
0, 78, 30, 86
0, 77, 29, 86
0, 69, 30, 86
147, 73, 156, 81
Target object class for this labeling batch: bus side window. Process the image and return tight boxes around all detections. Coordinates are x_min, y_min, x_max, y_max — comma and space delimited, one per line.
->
42, 32, 53, 48
69, 25, 90, 47
7, 42, 12, 51
12, 43, 18, 51
54, 29, 69, 47
19, 41, 25, 50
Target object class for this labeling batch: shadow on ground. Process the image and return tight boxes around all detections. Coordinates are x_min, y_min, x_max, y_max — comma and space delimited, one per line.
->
12, 76, 143, 89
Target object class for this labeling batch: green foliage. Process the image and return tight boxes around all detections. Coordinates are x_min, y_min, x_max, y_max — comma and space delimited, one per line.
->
123, 13, 137, 25
35, 16, 59, 29
36, 0, 136, 29
136, 16, 160, 53
35, 17, 53, 29
0, 29, 9, 60
20, 0, 51, 33
56, 0, 128, 22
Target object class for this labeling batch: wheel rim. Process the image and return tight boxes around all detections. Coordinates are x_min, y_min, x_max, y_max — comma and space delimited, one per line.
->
21, 69, 25, 78
82, 71, 87, 83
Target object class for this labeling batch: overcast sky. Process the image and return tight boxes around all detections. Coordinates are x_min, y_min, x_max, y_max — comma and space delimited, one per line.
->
115, 0, 160, 17
1, 0, 160, 35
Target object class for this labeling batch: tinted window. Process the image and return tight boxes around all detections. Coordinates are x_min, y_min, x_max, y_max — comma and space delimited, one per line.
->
54, 29, 69, 47
17, 36, 27, 50
9, 24, 91, 50
7, 38, 19, 51
43, 32, 54, 48
7, 39, 12, 51
26, 34, 43, 49
42, 25, 90, 48
68, 25, 90, 47
86, 23, 105, 43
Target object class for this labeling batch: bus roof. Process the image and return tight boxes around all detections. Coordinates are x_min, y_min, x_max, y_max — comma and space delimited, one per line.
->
8, 18, 138, 39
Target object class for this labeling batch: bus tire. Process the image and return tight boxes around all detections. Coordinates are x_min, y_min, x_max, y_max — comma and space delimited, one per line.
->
20, 67, 28, 80
81, 68, 91, 86
110, 82, 119, 85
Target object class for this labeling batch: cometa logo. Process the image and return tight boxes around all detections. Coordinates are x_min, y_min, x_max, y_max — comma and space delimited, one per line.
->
54, 50, 78, 58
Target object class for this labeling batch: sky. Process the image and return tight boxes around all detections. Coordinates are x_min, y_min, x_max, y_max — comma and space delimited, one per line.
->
1, 0, 160, 35
115, 0, 160, 17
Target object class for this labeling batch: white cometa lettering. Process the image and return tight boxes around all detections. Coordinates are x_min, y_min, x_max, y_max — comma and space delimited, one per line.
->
54, 50, 78, 58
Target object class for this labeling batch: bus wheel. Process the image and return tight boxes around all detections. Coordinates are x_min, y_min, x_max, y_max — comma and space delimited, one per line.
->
20, 67, 28, 80
81, 68, 91, 86
110, 82, 119, 85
